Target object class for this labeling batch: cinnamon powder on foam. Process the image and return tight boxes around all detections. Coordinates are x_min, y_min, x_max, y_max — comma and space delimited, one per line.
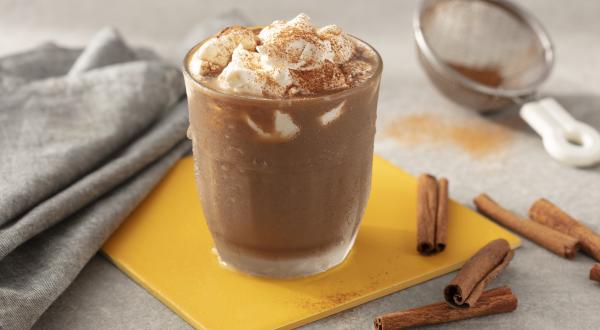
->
385, 113, 513, 158
261, 24, 350, 94
193, 14, 375, 97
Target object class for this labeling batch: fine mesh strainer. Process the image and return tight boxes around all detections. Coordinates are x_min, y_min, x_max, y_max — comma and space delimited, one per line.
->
414, 0, 600, 167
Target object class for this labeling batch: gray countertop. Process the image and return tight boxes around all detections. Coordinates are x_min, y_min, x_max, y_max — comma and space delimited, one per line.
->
3, 0, 600, 328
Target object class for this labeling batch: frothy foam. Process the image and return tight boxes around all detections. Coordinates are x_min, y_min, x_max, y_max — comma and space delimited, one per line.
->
188, 13, 375, 97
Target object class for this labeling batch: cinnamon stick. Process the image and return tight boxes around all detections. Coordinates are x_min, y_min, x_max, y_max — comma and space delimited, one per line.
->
416, 174, 449, 255
444, 239, 513, 308
436, 178, 449, 252
530, 199, 600, 262
374, 286, 517, 330
474, 194, 579, 259
590, 264, 600, 283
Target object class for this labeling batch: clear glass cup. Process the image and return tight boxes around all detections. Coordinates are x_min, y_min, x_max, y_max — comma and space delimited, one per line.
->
183, 36, 382, 278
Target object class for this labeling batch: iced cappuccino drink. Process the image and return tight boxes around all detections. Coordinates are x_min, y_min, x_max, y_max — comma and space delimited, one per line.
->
183, 14, 382, 278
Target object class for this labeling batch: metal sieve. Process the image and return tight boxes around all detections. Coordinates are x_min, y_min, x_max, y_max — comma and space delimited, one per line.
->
414, 0, 600, 167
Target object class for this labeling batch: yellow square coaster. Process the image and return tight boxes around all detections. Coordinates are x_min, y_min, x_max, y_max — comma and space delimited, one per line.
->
103, 156, 519, 329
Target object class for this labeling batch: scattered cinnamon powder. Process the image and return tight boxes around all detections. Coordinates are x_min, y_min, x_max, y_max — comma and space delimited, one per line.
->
297, 291, 363, 311
293, 271, 390, 312
385, 113, 512, 159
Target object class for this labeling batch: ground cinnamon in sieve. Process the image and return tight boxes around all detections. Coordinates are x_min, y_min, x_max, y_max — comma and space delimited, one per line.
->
447, 63, 503, 87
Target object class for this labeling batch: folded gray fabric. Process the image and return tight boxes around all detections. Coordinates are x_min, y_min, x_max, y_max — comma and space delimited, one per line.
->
0, 27, 190, 329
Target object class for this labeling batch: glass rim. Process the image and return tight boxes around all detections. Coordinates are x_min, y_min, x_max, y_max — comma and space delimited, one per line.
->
182, 32, 383, 103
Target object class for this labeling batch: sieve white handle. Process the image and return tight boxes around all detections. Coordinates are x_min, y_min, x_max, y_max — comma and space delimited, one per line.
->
520, 97, 600, 167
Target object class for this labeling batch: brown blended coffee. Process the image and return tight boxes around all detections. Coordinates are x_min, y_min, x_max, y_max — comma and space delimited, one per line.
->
183, 14, 382, 277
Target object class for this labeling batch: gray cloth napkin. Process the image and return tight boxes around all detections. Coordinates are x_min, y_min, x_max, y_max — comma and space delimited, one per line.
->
0, 27, 191, 329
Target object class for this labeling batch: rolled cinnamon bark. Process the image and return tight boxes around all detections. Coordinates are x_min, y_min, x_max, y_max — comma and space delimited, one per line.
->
530, 199, 600, 262
374, 286, 517, 330
416, 174, 448, 255
590, 264, 600, 283
474, 194, 579, 259
436, 178, 449, 252
444, 239, 513, 308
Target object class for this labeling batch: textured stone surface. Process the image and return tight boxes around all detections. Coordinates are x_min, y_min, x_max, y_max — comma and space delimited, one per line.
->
2, 0, 599, 328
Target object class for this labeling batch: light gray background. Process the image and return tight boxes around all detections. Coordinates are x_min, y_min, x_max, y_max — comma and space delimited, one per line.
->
2, 0, 600, 329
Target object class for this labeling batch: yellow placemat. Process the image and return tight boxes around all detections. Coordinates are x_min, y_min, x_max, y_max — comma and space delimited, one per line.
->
102, 156, 520, 330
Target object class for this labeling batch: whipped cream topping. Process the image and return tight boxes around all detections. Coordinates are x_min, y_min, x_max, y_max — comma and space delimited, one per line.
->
189, 27, 257, 76
188, 13, 375, 97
